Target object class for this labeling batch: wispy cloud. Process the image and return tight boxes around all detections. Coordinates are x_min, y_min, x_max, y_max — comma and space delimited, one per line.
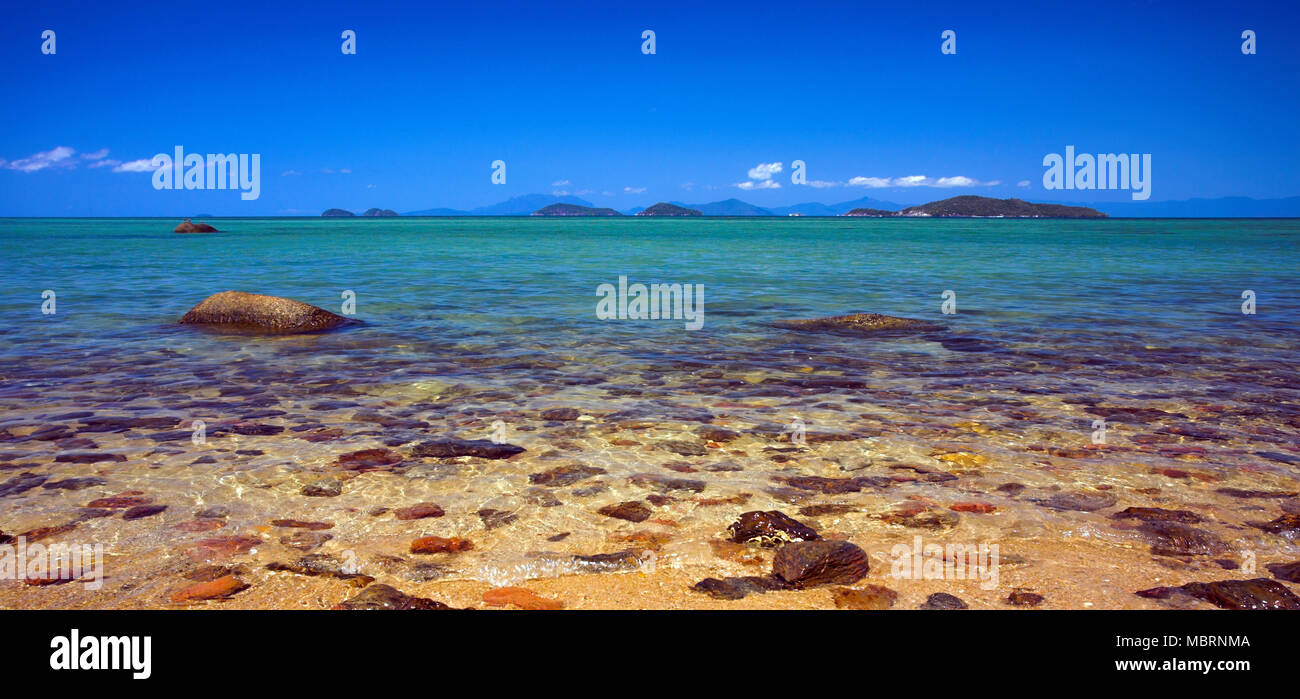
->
1017, 180, 1030, 188
112, 159, 154, 173
281, 169, 302, 177
320, 168, 351, 174
737, 180, 780, 190
846, 174, 997, 188
551, 179, 570, 187
5, 146, 76, 173
623, 186, 646, 194
88, 159, 121, 169
81, 148, 110, 161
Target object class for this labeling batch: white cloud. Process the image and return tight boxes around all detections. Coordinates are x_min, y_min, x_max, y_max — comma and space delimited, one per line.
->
1017, 180, 1030, 188
894, 175, 928, 187
6, 146, 76, 172
806, 180, 839, 188
367, 184, 376, 189
88, 159, 121, 169
112, 159, 154, 173
847, 176, 890, 188
553, 189, 569, 195
551, 179, 570, 186
320, 168, 352, 175
747, 162, 783, 180
81, 148, 110, 160
281, 169, 302, 176
736, 180, 780, 190
624, 186, 646, 194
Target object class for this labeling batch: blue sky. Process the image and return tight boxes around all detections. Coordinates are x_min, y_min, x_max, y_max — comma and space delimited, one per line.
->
1, 0, 1297, 216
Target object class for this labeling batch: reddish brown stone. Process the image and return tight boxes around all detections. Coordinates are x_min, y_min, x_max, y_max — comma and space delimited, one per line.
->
270, 519, 334, 530
727, 510, 820, 546
170, 575, 249, 603
772, 540, 869, 588
597, 501, 651, 522
410, 536, 473, 554
188, 535, 262, 560
483, 586, 564, 610
393, 503, 445, 520
336, 448, 404, 471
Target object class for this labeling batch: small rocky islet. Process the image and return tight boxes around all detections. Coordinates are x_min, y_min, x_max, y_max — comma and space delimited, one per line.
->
0, 292, 1298, 609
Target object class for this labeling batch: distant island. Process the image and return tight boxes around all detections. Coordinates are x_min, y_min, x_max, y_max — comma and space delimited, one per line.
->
322, 208, 400, 217
845, 196, 1107, 218
532, 203, 623, 216
636, 202, 703, 217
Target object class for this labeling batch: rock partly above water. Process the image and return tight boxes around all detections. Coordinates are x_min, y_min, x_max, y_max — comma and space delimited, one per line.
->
772, 540, 870, 588
774, 313, 938, 334
1136, 578, 1300, 610
180, 291, 357, 334
727, 510, 820, 546
174, 220, 218, 233
333, 584, 451, 610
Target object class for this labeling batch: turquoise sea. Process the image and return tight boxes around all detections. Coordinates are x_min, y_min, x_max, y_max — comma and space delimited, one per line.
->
0, 217, 1297, 609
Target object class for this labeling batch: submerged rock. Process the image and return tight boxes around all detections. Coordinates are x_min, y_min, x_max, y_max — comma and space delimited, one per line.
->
1038, 491, 1118, 512
919, 592, 968, 610
170, 575, 248, 603
412, 439, 525, 460
774, 313, 938, 335
771, 540, 870, 588
1249, 514, 1300, 538
597, 501, 651, 523
1111, 507, 1202, 523
832, 585, 897, 610
483, 586, 564, 610
1265, 561, 1300, 583
410, 536, 473, 554
1006, 591, 1045, 607
1136, 578, 1300, 610
727, 510, 820, 546
1138, 521, 1228, 556
180, 291, 357, 334
528, 464, 605, 487
691, 576, 790, 600
333, 584, 451, 610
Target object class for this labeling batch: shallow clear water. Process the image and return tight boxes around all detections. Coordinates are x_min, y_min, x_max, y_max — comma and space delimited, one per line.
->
0, 217, 1297, 609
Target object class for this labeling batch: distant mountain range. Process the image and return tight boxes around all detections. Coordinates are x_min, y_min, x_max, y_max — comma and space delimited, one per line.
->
401, 194, 1300, 218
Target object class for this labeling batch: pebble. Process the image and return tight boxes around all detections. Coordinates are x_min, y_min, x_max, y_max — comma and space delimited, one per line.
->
271, 519, 333, 530
410, 536, 473, 554
412, 439, 525, 460
280, 531, 333, 550
188, 536, 262, 561
301, 480, 342, 497
477, 508, 519, 529
336, 448, 404, 471
1110, 507, 1202, 523
1006, 591, 1045, 607
919, 592, 968, 610
1038, 491, 1117, 512
170, 575, 249, 603
1137, 521, 1227, 556
528, 464, 606, 486
540, 408, 580, 421
1265, 561, 1300, 583
393, 503, 446, 520
123, 505, 167, 520
87, 495, 152, 508
691, 575, 790, 600
1250, 514, 1300, 537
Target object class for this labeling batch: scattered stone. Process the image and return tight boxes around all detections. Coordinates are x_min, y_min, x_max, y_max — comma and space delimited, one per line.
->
1249, 514, 1300, 537
1138, 521, 1228, 556
280, 531, 332, 551
774, 313, 938, 334
1136, 578, 1300, 610
1007, 591, 1045, 607
170, 575, 249, 603
773, 476, 871, 494
1038, 491, 1118, 512
266, 554, 374, 585
1111, 507, 1202, 523
699, 428, 740, 443
798, 504, 857, 517
333, 584, 451, 610
337, 448, 404, 471
832, 585, 898, 609
571, 550, 644, 573
658, 440, 707, 457
410, 536, 473, 554
393, 503, 445, 520
21, 523, 78, 541
477, 508, 519, 529
0, 472, 47, 497
772, 540, 870, 588
412, 439, 525, 459
919, 592, 968, 610
1215, 488, 1298, 499
188, 536, 262, 561
123, 505, 167, 520
53, 452, 126, 464
87, 495, 152, 508
301, 480, 342, 497
691, 575, 790, 600
629, 473, 706, 493
540, 408, 580, 421
407, 562, 456, 582
196, 506, 231, 519
727, 510, 820, 546
271, 519, 333, 530
528, 464, 606, 487
41, 477, 109, 491
1265, 561, 1300, 583
483, 586, 564, 610
597, 501, 651, 523
949, 502, 996, 514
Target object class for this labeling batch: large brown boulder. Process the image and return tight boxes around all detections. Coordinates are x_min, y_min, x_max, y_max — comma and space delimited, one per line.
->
179, 291, 356, 334
174, 220, 218, 233
774, 313, 937, 334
